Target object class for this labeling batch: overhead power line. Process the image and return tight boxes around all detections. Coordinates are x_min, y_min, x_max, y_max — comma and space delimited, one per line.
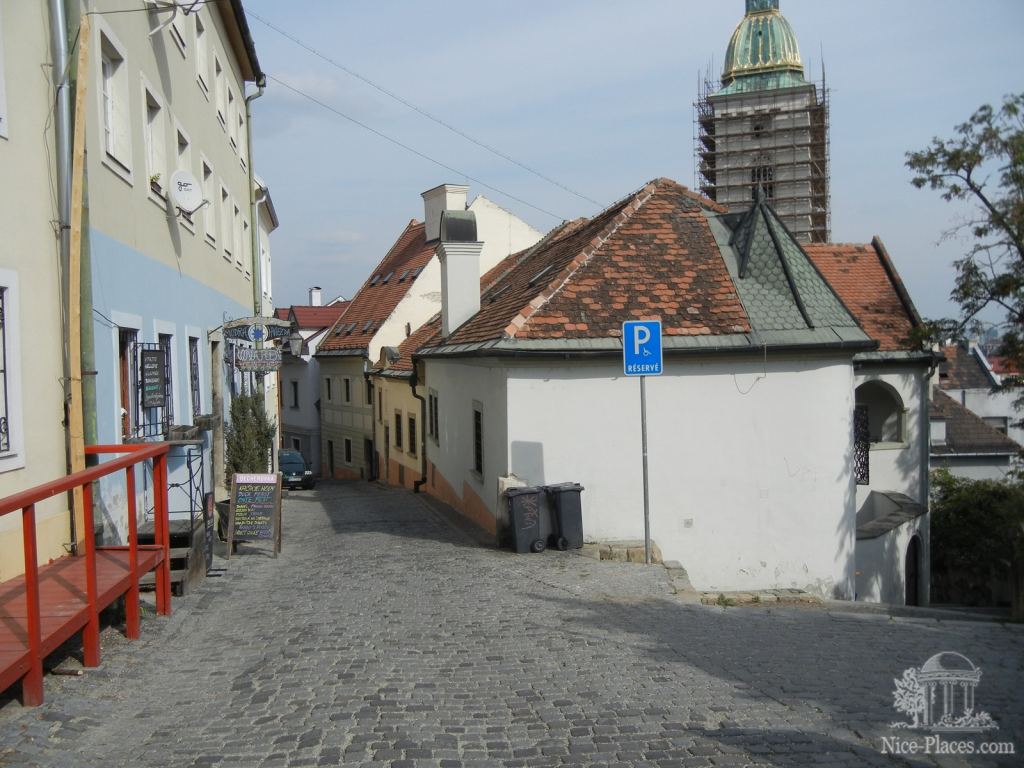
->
267, 74, 568, 222
248, 11, 603, 208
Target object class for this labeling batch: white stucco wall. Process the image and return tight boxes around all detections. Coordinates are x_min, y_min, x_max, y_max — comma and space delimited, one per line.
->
425, 360, 509, 515
945, 387, 1023, 450
855, 522, 928, 605
428, 354, 858, 597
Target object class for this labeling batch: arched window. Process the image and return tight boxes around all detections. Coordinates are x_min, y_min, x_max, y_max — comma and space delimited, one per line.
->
855, 381, 905, 444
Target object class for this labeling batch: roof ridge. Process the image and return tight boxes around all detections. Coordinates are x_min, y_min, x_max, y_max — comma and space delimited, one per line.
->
501, 179, 662, 339
871, 236, 923, 329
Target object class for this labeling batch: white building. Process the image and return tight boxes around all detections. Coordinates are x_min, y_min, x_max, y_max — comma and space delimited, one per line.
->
410, 179, 932, 603
317, 183, 542, 481
277, 289, 349, 472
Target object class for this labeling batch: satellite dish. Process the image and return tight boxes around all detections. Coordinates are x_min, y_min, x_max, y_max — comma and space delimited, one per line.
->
169, 169, 205, 214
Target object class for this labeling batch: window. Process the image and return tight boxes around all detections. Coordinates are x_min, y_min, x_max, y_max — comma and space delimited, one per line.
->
238, 111, 247, 169
0, 274, 24, 470
99, 31, 130, 171
227, 89, 238, 151
394, 411, 403, 449
242, 219, 251, 276
194, 14, 209, 96
188, 337, 201, 419
930, 419, 947, 446
290, 380, 299, 408
325, 377, 332, 401
169, 9, 186, 55
220, 188, 231, 260
201, 160, 215, 245
343, 377, 351, 404
853, 404, 869, 485
472, 402, 483, 475
175, 127, 192, 221
407, 415, 417, 456
0, 7, 8, 139
144, 88, 166, 194
344, 438, 353, 464
428, 389, 439, 444
214, 57, 226, 129
327, 440, 335, 476
366, 380, 374, 406
855, 381, 905, 444
983, 416, 1009, 435
118, 328, 137, 440
377, 387, 383, 422
233, 203, 242, 266
751, 165, 774, 200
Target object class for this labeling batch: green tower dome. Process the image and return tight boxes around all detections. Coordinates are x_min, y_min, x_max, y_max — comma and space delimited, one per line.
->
719, 0, 806, 95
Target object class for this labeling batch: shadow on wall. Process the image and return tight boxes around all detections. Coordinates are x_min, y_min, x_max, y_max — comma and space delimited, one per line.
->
510, 441, 545, 487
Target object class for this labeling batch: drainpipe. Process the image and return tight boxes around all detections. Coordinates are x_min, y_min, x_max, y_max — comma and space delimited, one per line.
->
245, 77, 265, 319
50, 0, 77, 551
410, 365, 427, 493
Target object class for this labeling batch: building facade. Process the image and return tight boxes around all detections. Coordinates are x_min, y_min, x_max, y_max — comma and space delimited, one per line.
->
0, 4, 71, 579
697, 0, 829, 243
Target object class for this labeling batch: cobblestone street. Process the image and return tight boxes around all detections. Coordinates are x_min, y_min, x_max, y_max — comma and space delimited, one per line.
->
1, 482, 1021, 768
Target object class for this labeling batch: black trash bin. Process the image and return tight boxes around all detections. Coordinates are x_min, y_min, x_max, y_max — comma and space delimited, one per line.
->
545, 483, 585, 550
506, 486, 546, 553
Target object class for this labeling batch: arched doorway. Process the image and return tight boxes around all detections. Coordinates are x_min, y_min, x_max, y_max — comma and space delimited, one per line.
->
905, 535, 921, 606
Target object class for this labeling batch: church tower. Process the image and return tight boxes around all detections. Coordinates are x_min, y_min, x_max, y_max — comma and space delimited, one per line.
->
696, 0, 829, 242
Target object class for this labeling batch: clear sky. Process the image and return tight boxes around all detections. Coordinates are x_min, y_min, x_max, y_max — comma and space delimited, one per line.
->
246, 0, 1024, 325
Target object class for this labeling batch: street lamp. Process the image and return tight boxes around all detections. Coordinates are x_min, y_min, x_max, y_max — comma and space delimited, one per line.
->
288, 330, 303, 357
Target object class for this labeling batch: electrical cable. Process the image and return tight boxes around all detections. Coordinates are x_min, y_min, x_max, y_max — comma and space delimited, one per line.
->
248, 11, 602, 208
267, 74, 568, 222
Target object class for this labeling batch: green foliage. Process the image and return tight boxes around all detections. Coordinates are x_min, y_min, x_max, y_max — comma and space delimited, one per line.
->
225, 392, 276, 477
906, 93, 1024, 419
929, 469, 1024, 606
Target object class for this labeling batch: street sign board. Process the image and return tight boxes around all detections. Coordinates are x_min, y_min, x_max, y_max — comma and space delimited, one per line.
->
233, 347, 282, 372
622, 320, 663, 376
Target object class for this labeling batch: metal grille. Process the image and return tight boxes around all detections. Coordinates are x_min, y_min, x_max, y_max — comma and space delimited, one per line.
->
132, 341, 172, 438
854, 404, 870, 485
189, 337, 201, 418
0, 289, 9, 453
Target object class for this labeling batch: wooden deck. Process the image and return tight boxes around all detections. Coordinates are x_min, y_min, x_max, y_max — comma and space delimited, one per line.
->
0, 546, 164, 698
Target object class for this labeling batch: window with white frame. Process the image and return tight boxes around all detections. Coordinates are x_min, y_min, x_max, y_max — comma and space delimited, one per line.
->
99, 31, 130, 171
0, 272, 25, 471
238, 111, 247, 169
227, 89, 238, 151
0, 7, 9, 140
175, 126, 192, 221
214, 56, 226, 129
407, 415, 417, 457
169, 7, 186, 56
233, 204, 243, 267
143, 87, 166, 193
201, 160, 215, 245
188, 336, 201, 419
394, 410, 403, 449
194, 14, 209, 96
220, 187, 231, 260
242, 219, 250, 275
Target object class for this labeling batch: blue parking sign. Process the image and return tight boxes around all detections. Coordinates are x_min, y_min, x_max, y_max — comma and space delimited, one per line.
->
623, 320, 663, 376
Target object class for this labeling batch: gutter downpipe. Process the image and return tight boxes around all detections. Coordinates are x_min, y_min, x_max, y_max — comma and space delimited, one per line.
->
245, 76, 265, 405
410, 364, 427, 493
50, 0, 78, 552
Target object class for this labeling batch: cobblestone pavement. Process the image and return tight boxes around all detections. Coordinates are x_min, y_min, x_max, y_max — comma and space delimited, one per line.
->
1, 481, 1022, 768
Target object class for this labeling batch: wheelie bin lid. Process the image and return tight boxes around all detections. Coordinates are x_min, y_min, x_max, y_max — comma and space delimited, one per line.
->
505, 486, 543, 497
544, 482, 584, 492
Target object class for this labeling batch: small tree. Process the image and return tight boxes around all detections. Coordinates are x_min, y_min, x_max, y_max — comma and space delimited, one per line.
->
225, 392, 275, 476
892, 667, 926, 728
930, 469, 1024, 616
906, 93, 1024, 422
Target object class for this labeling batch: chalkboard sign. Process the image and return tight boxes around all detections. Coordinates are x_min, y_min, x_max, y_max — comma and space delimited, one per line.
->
227, 473, 282, 559
140, 348, 166, 408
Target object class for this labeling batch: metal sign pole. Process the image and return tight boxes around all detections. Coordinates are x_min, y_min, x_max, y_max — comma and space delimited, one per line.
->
640, 375, 651, 565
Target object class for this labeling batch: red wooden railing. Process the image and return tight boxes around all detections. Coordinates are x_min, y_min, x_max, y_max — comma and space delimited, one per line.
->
0, 442, 171, 705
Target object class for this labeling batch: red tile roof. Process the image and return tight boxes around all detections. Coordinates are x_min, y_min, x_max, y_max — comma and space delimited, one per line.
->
436, 179, 749, 346
291, 304, 349, 329
803, 239, 920, 351
318, 221, 436, 354
988, 355, 1020, 376
274, 308, 290, 321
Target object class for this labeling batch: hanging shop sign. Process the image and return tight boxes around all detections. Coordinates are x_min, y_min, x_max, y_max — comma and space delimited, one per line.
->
233, 347, 283, 372
223, 316, 293, 343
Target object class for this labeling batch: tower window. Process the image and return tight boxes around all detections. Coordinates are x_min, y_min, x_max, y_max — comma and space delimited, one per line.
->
752, 165, 774, 200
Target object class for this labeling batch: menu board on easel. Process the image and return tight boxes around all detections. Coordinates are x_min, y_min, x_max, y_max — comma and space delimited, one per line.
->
227, 473, 282, 559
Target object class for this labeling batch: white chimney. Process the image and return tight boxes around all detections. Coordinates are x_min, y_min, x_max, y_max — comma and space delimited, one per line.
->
438, 210, 482, 337
309, 286, 322, 306
421, 183, 469, 241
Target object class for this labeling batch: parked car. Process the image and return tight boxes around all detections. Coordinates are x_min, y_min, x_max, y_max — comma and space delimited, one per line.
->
279, 450, 316, 490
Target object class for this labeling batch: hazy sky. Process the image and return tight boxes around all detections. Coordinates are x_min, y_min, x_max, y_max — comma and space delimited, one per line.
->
246, 0, 1024, 323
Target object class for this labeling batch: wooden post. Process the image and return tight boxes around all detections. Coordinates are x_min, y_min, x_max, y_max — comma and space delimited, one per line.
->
21, 505, 43, 706
68, 15, 91, 550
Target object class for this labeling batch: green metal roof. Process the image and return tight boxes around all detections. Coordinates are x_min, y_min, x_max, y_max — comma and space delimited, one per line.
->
719, 0, 806, 95
709, 195, 868, 340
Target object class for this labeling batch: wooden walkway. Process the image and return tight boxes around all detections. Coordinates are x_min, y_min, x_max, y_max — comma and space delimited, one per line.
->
0, 547, 164, 697
0, 442, 173, 705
